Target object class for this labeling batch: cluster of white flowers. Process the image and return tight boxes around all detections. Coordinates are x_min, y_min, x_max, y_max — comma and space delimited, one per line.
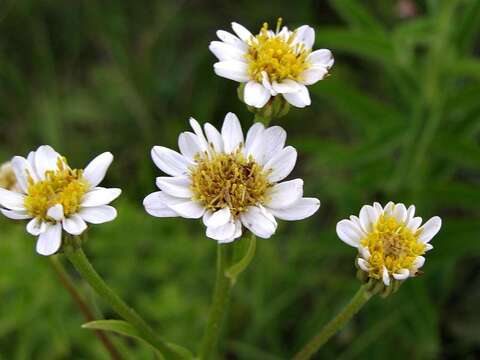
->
0, 20, 442, 289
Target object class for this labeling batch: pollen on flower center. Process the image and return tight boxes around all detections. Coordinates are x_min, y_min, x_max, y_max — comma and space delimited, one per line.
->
246, 19, 311, 83
24, 157, 88, 220
190, 148, 272, 217
361, 215, 426, 279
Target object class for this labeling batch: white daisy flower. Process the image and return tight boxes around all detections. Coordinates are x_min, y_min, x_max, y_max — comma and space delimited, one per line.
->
209, 19, 334, 109
144, 112, 320, 243
0, 146, 122, 256
336, 202, 442, 286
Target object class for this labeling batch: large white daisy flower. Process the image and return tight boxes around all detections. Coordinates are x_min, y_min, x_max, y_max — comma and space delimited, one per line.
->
144, 113, 320, 243
209, 19, 334, 109
337, 202, 442, 286
0, 146, 121, 256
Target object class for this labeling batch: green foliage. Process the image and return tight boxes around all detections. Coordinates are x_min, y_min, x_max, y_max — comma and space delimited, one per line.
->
0, 0, 479, 359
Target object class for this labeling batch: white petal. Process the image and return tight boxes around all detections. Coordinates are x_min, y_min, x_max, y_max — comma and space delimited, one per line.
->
418, 216, 442, 243
268, 197, 320, 221
143, 191, 182, 218
81, 188, 122, 207
307, 49, 334, 68
243, 81, 271, 108
382, 267, 391, 286
178, 132, 206, 161
203, 207, 231, 228
34, 145, 61, 180
11, 156, 36, 193
231, 22, 253, 42
407, 217, 422, 232
292, 25, 315, 49
151, 146, 190, 176
393, 269, 410, 280
282, 85, 311, 108
358, 205, 380, 233
383, 201, 395, 216
214, 61, 249, 82
216, 30, 247, 50
272, 79, 302, 94
156, 176, 192, 198
27, 217, 47, 235
0, 188, 26, 211
357, 258, 371, 272
78, 205, 117, 224
253, 126, 287, 165
1, 209, 31, 220
36, 223, 62, 256
221, 112, 244, 153
189, 118, 209, 151
261, 71, 277, 95
336, 219, 364, 247
168, 200, 205, 219
425, 243, 433, 251
209, 41, 246, 61
267, 179, 303, 209
359, 246, 371, 260
63, 214, 87, 235
244, 123, 265, 159
206, 221, 236, 243
233, 219, 242, 240
412, 256, 426, 271
240, 206, 277, 239
204, 123, 224, 152
83, 152, 114, 188
47, 204, 64, 221
300, 66, 329, 85
392, 203, 407, 223
264, 146, 297, 182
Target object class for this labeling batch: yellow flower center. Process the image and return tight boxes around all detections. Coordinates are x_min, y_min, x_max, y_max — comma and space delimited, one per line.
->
360, 215, 426, 279
24, 158, 89, 220
246, 19, 311, 83
190, 148, 272, 217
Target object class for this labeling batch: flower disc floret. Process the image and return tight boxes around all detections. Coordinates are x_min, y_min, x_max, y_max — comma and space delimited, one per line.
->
361, 215, 425, 280
24, 158, 88, 221
190, 149, 272, 217
246, 22, 310, 83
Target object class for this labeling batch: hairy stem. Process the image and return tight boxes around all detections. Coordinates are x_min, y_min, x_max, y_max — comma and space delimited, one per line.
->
64, 245, 182, 359
49, 256, 123, 360
292, 285, 373, 360
199, 244, 233, 359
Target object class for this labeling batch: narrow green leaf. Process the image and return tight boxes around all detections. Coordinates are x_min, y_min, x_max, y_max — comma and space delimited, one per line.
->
311, 79, 404, 137
82, 320, 193, 359
226, 235, 257, 285
328, 0, 385, 35
456, 0, 480, 53
315, 28, 395, 64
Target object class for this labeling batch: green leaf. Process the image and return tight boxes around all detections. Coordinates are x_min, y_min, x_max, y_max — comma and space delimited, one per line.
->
82, 320, 193, 359
328, 0, 385, 35
312, 79, 405, 137
315, 28, 395, 65
226, 235, 257, 285
455, 0, 480, 53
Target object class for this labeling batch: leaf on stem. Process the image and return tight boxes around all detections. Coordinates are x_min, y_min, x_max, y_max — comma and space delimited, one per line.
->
225, 235, 257, 285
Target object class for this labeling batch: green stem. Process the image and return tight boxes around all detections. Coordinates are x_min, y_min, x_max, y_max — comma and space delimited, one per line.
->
64, 245, 181, 359
199, 244, 233, 359
292, 285, 373, 360
49, 257, 123, 360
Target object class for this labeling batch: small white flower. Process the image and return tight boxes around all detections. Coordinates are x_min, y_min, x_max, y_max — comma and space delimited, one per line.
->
209, 19, 334, 109
144, 113, 320, 243
336, 202, 442, 286
0, 146, 121, 256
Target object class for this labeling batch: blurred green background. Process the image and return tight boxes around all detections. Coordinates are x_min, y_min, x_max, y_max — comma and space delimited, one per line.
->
0, 0, 479, 359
